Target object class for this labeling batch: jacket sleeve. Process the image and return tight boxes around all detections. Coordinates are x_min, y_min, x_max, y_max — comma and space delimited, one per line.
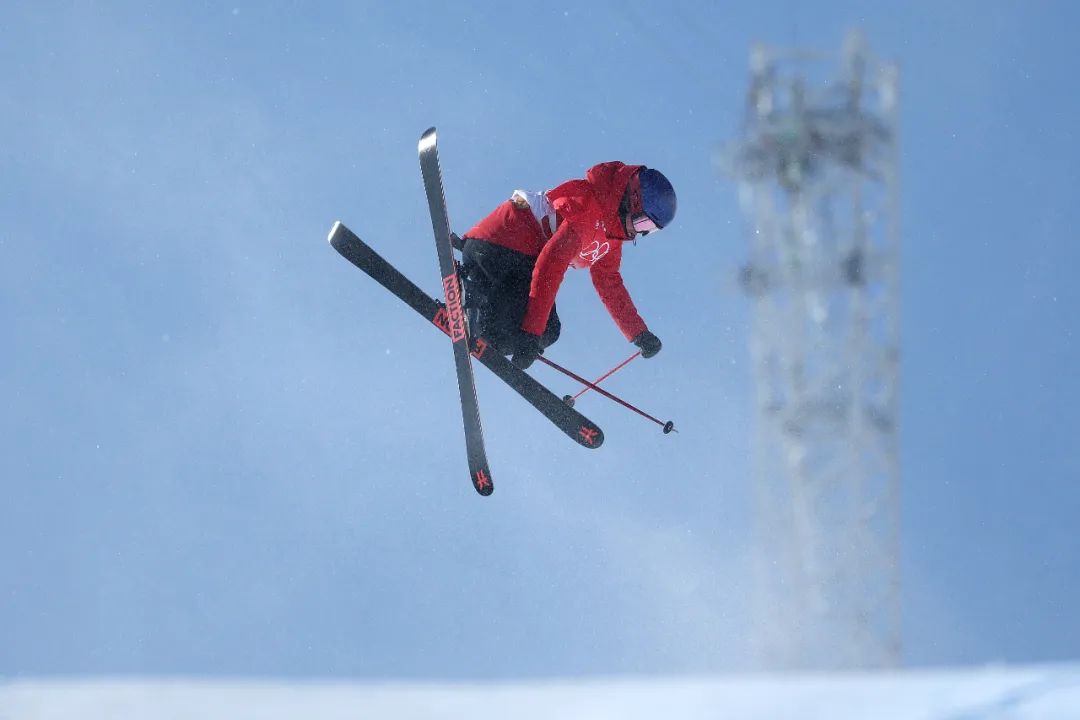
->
590, 242, 648, 341
521, 223, 581, 336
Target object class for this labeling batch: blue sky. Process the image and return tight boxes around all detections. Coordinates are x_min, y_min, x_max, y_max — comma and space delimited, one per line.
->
1, 1, 1078, 677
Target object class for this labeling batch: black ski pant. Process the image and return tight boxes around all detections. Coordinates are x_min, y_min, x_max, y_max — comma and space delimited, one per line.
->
460, 238, 560, 356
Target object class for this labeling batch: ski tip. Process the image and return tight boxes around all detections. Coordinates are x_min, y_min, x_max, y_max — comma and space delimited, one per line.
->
418, 127, 437, 152
327, 220, 344, 245
328, 220, 356, 253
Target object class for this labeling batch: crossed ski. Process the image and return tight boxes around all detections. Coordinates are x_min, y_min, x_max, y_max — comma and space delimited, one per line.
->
329, 129, 604, 495
329, 220, 603, 433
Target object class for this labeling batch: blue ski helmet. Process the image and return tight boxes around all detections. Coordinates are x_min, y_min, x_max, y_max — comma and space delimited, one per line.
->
631, 168, 677, 234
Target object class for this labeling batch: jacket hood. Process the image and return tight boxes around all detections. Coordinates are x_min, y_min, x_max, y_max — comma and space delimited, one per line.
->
548, 161, 643, 240
584, 161, 643, 217
584, 162, 643, 239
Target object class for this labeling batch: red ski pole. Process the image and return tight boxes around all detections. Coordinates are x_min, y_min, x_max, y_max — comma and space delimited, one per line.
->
570, 351, 641, 402
536, 355, 676, 434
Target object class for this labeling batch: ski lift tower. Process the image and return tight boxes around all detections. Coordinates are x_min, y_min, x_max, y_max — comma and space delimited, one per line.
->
731, 30, 902, 670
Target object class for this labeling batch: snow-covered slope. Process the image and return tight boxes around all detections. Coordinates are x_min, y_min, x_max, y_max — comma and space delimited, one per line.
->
3, 665, 1079, 719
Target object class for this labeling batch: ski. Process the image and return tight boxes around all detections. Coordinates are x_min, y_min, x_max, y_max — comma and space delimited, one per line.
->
328, 221, 605, 453
416, 128, 493, 495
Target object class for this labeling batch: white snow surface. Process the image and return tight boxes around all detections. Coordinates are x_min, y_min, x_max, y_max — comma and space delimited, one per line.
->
3, 665, 1080, 719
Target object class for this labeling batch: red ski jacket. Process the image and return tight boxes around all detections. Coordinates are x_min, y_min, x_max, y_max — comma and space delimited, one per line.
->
463, 161, 648, 341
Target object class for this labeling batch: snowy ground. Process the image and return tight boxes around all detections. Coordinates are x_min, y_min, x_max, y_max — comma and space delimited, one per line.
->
3, 665, 1080, 719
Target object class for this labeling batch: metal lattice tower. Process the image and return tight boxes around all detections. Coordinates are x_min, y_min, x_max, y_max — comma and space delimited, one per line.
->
730, 30, 902, 670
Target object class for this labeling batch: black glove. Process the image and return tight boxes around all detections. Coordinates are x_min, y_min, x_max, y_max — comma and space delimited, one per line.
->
632, 330, 662, 359
511, 333, 542, 369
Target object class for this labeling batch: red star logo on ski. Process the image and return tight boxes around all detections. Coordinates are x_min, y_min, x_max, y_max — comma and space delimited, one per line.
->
578, 426, 599, 445
474, 469, 492, 493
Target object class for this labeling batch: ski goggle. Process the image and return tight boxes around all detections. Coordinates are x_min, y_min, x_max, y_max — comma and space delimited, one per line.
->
631, 213, 661, 235
626, 171, 662, 236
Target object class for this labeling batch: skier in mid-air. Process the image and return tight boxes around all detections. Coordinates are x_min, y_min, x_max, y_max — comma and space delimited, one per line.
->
329, 133, 678, 493
457, 162, 677, 369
